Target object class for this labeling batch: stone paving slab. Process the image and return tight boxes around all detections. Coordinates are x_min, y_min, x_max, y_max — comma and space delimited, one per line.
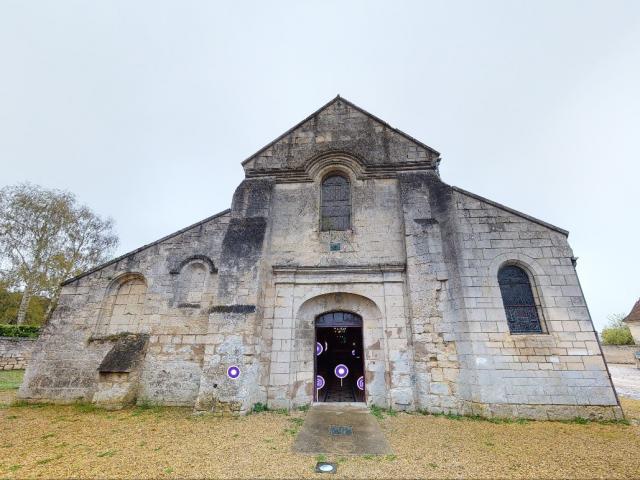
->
293, 402, 392, 455
609, 363, 640, 400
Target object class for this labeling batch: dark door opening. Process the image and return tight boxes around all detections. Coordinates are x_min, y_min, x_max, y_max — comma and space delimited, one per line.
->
314, 311, 365, 402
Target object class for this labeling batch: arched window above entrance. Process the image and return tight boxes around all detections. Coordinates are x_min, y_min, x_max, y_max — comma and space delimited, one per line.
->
320, 174, 351, 231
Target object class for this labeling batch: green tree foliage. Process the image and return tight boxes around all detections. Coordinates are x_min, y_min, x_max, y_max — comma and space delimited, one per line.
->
601, 313, 635, 345
0, 183, 119, 324
0, 281, 49, 325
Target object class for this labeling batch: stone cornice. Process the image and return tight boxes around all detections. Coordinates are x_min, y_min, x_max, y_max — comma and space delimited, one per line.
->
246, 159, 437, 183
272, 263, 405, 275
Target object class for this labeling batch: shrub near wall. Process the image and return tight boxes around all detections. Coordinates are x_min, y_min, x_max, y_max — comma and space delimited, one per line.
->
601, 313, 634, 346
0, 324, 40, 338
602, 325, 634, 345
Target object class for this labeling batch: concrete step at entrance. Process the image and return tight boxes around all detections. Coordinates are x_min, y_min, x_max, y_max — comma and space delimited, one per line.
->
293, 403, 392, 455
321, 379, 356, 402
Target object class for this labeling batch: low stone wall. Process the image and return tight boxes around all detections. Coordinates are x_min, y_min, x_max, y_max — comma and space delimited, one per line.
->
602, 345, 639, 364
0, 336, 37, 370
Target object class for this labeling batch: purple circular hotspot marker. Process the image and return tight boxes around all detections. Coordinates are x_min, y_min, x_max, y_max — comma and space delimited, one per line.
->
316, 375, 325, 390
316, 342, 324, 356
227, 365, 240, 379
357, 376, 365, 391
334, 364, 349, 379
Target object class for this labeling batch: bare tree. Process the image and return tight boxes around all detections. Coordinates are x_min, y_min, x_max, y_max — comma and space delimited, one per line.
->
0, 183, 118, 324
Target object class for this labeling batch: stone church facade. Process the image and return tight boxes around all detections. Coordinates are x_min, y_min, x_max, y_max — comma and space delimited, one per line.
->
19, 97, 622, 419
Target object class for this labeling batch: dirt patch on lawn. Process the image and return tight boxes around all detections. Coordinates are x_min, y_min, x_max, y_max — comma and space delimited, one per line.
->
0, 390, 16, 406
1, 399, 639, 479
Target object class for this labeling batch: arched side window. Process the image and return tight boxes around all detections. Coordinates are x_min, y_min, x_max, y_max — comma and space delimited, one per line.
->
498, 265, 543, 334
321, 174, 351, 231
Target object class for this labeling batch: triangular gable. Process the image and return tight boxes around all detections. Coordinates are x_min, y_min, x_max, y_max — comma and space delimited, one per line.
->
242, 95, 440, 176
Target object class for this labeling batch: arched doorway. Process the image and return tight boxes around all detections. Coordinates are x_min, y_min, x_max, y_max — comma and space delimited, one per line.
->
314, 311, 365, 402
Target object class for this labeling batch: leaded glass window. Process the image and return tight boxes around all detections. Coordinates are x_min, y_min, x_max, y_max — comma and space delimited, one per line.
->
498, 265, 543, 334
321, 175, 350, 231
316, 311, 362, 328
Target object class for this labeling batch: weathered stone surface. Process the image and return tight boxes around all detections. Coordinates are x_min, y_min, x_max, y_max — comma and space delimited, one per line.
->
602, 345, 639, 364
17, 96, 621, 419
96, 334, 149, 373
0, 337, 36, 370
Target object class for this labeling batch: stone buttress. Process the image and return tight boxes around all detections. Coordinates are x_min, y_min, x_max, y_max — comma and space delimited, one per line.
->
194, 178, 275, 414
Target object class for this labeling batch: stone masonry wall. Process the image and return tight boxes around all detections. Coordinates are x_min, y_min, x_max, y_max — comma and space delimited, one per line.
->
259, 170, 414, 410
602, 345, 639, 364
195, 178, 276, 414
398, 171, 463, 414
18, 210, 231, 405
263, 270, 410, 410
442, 188, 621, 419
0, 337, 36, 370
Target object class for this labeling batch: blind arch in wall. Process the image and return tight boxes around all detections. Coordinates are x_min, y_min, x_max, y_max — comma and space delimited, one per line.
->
98, 273, 148, 335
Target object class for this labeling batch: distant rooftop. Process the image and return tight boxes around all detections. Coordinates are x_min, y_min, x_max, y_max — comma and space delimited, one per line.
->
624, 299, 640, 324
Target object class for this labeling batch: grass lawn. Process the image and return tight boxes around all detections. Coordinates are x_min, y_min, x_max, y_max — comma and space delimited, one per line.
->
1, 370, 640, 479
0, 370, 24, 391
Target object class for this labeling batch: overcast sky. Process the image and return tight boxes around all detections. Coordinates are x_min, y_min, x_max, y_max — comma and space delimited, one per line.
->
1, 1, 638, 331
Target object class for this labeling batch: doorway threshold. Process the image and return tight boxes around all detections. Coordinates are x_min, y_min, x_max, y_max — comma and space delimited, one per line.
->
293, 402, 392, 455
313, 401, 367, 409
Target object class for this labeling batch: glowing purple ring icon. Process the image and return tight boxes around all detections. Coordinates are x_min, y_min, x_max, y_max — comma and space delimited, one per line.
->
316, 375, 325, 390
357, 376, 365, 391
227, 365, 240, 379
334, 364, 349, 379
316, 342, 324, 356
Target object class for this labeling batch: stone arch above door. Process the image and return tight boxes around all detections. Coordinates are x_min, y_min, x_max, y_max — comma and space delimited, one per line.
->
290, 292, 390, 408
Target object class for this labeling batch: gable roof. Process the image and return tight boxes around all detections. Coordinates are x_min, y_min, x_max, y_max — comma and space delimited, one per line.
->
624, 299, 640, 324
241, 95, 440, 167
452, 187, 570, 236
61, 208, 231, 286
